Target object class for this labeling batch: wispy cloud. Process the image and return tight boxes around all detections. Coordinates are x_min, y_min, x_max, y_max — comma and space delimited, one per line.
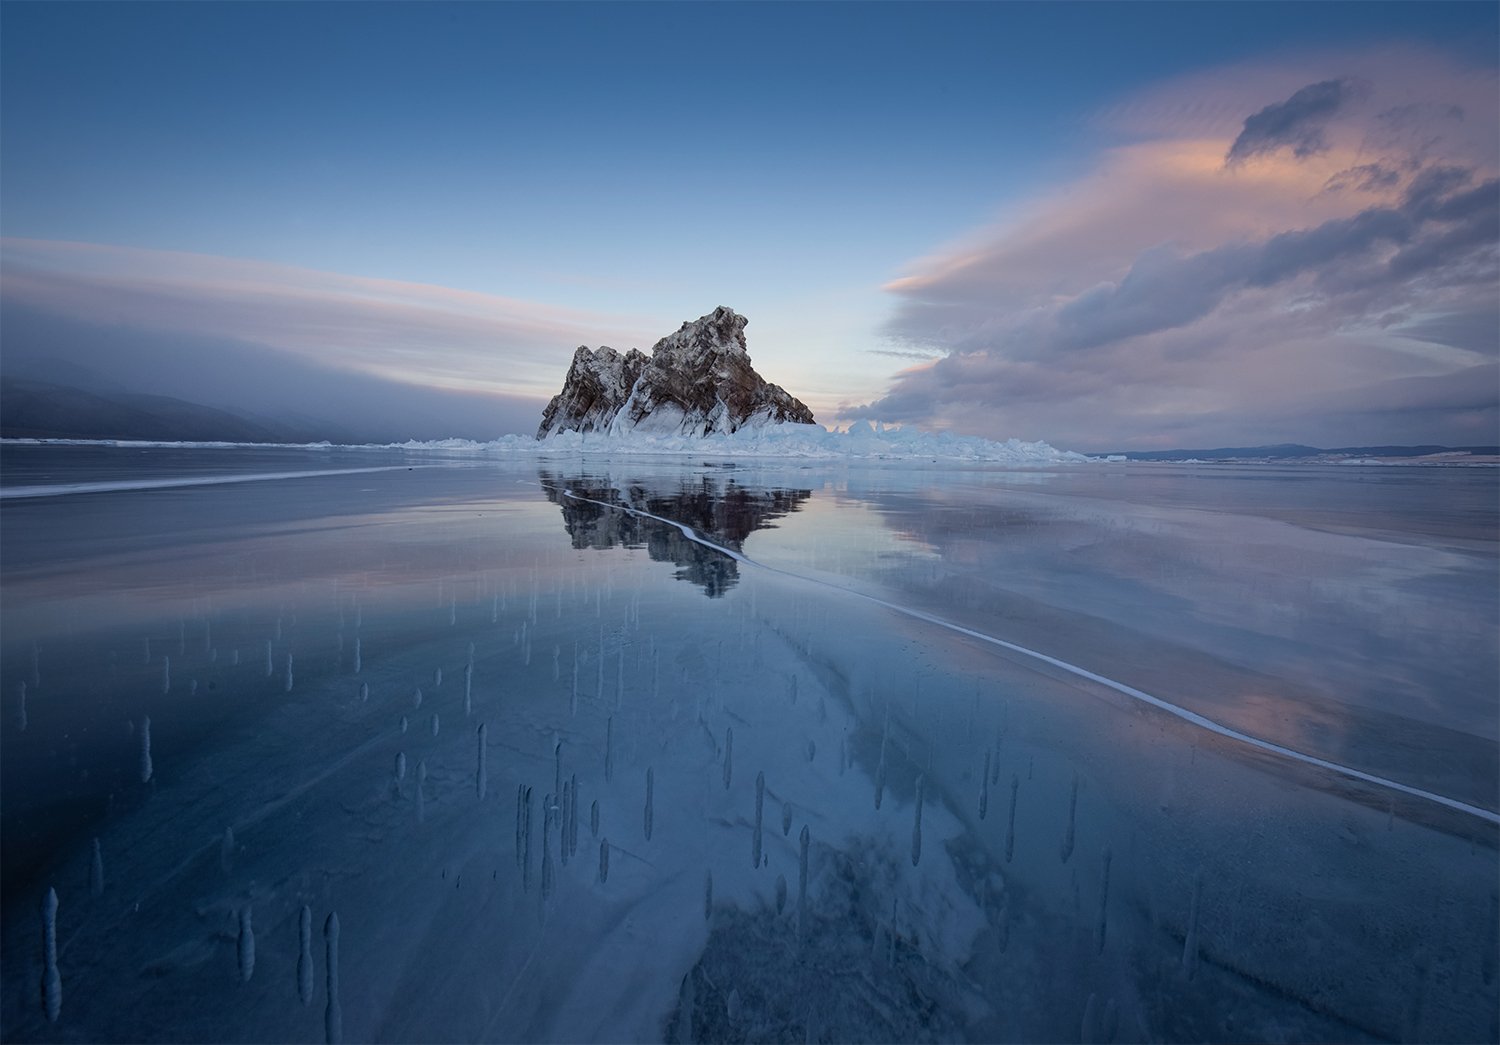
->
0, 239, 661, 399
861, 46, 1498, 449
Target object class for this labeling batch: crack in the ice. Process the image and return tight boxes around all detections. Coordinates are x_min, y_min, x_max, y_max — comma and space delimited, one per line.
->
551, 484, 1500, 827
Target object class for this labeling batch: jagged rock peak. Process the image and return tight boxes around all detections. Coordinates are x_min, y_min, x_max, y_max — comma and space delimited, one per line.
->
537, 308, 816, 439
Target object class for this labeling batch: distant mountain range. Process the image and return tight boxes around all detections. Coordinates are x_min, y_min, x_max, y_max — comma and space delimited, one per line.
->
1095, 443, 1499, 462
0, 378, 353, 444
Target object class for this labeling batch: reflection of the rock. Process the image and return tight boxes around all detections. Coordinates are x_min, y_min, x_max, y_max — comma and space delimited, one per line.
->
538, 470, 812, 596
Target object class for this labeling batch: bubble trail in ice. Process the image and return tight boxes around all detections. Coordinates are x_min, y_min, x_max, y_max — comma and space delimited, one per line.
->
555, 486, 1500, 825
285, 654, 294, 693
560, 782, 572, 867
541, 805, 554, 900
723, 727, 733, 790
237, 906, 256, 982
394, 752, 407, 783
265, 641, 273, 677
644, 767, 654, 841
781, 801, 792, 837
598, 838, 610, 884
979, 751, 990, 819
590, 799, 600, 838
298, 905, 314, 1005
1183, 872, 1202, 979
475, 724, 487, 800
353, 638, 361, 675
522, 787, 534, 892
1060, 772, 1078, 864
89, 839, 104, 898
1096, 848, 1112, 953
463, 663, 472, 716
324, 912, 342, 1045
162, 656, 171, 694
139, 716, 153, 783
569, 774, 580, 858
752, 772, 764, 869
911, 774, 924, 867
1006, 775, 1018, 863
605, 717, 614, 782
704, 870, 713, 921
41, 887, 60, 1021
798, 825, 810, 945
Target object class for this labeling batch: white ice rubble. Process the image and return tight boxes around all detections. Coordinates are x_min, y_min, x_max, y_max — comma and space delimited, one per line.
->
3, 421, 1090, 464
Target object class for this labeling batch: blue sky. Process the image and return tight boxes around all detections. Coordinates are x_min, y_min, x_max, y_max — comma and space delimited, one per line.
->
3, 2, 1496, 448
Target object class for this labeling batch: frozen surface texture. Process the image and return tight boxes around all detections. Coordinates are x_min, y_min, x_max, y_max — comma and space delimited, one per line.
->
536, 307, 816, 439
1, 446, 1495, 1043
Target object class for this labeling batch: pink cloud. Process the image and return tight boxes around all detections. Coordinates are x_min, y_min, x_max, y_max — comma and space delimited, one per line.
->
0, 239, 661, 398
863, 45, 1498, 449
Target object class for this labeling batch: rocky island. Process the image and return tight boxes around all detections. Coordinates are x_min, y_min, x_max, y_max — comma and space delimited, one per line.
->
537, 307, 816, 439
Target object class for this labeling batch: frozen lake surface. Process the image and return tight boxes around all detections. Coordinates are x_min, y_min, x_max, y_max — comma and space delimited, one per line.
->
2, 444, 1496, 1042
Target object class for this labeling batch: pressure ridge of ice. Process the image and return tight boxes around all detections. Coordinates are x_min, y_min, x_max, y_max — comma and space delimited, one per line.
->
6, 422, 1088, 464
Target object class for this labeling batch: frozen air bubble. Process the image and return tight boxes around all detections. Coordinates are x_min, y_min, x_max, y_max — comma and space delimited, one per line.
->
89, 838, 104, 898
139, 716, 153, 783
1182, 871, 1202, 979
599, 838, 610, 884
399, 716, 408, 735
911, 774, 924, 867
541, 809, 554, 900
433, 667, 441, 688
560, 781, 572, 867
412, 688, 423, 710
353, 638, 361, 675
237, 906, 256, 982
723, 727, 733, 790
41, 887, 61, 1022
266, 640, 274, 677
285, 653, 294, 693
521, 787, 533, 892
590, 799, 599, 838
644, 767, 654, 841
752, 772, 764, 868
569, 774, 580, 857
1096, 848, 1112, 954
798, 825, 810, 944
475, 724, 487, 800
394, 752, 406, 782
1060, 771, 1078, 864
1006, 775, 1018, 863
324, 913, 342, 1044
298, 905, 314, 1005
781, 801, 792, 837
430, 713, 439, 737
979, 751, 990, 819
360, 682, 369, 702
162, 656, 171, 694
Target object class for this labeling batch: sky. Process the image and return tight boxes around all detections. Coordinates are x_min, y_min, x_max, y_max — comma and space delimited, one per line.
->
2, 1, 1496, 450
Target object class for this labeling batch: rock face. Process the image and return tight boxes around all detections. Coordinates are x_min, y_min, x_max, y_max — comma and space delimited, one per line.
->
537, 307, 816, 439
